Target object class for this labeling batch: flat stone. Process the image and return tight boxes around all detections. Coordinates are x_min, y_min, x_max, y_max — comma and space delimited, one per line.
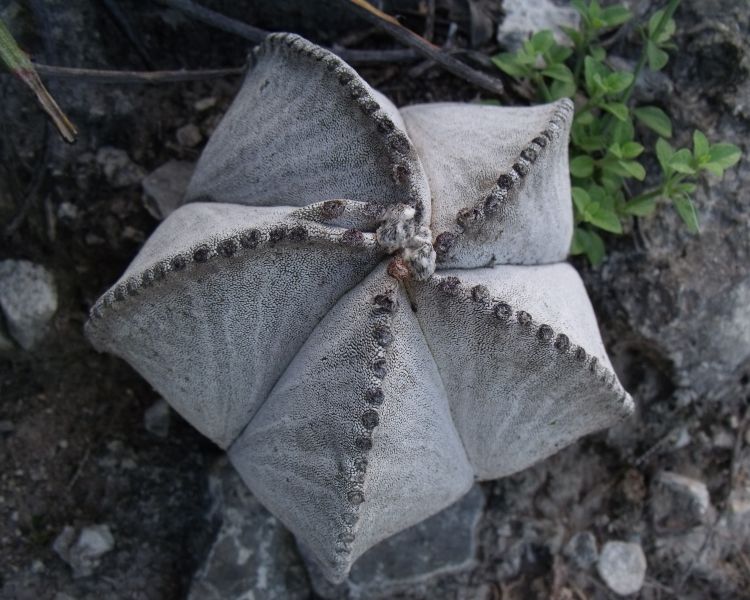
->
176, 124, 203, 148
597, 541, 647, 597
96, 147, 145, 188
651, 471, 713, 531
143, 398, 170, 438
188, 458, 309, 600
141, 160, 195, 220
564, 531, 598, 569
53, 524, 115, 578
497, 0, 579, 51
305, 484, 485, 599
0, 260, 57, 350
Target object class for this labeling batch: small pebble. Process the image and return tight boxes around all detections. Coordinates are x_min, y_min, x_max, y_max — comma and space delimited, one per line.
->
176, 124, 203, 148
597, 541, 647, 596
194, 97, 217, 111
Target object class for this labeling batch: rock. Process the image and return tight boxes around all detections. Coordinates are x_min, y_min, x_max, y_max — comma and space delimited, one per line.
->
141, 160, 195, 220
597, 541, 647, 597
651, 471, 713, 531
194, 97, 217, 112
188, 458, 309, 600
0, 420, 14, 434
176, 123, 203, 148
497, 0, 579, 51
53, 524, 115, 578
564, 531, 598, 570
306, 485, 485, 599
0, 260, 57, 350
712, 429, 734, 449
95, 147, 145, 188
143, 399, 170, 438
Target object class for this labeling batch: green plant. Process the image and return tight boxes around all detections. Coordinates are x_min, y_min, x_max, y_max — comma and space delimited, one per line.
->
491, 0, 742, 264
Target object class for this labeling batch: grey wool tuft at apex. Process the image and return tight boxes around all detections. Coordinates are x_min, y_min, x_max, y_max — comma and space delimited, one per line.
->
85, 32, 633, 583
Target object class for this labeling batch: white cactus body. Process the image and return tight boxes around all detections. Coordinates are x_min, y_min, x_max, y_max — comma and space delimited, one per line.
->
86, 32, 633, 583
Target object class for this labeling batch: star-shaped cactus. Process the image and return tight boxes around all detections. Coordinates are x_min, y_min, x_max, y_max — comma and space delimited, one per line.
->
86, 33, 633, 582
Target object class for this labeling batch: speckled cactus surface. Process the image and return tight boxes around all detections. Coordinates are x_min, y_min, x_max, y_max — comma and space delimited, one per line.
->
86, 32, 634, 583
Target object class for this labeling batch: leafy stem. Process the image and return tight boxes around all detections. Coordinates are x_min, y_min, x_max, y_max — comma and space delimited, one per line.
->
491, 0, 742, 264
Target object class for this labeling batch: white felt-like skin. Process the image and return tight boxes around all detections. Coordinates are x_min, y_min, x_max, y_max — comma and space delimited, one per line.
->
86, 32, 634, 583
229, 264, 473, 581
401, 101, 574, 267
86, 202, 385, 449
185, 34, 431, 226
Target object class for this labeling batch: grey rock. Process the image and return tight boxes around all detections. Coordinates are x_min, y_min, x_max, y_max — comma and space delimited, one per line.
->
96, 147, 145, 188
188, 458, 309, 600
0, 420, 14, 434
651, 471, 713, 531
497, 0, 579, 51
597, 541, 647, 597
194, 97, 217, 112
0, 260, 57, 350
564, 531, 598, 570
53, 524, 115, 578
306, 484, 484, 599
176, 124, 203, 148
141, 160, 195, 220
143, 398, 170, 438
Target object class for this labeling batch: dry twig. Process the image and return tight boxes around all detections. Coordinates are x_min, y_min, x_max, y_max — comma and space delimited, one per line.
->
343, 0, 505, 96
0, 18, 77, 143
32, 63, 246, 84
157, 0, 417, 64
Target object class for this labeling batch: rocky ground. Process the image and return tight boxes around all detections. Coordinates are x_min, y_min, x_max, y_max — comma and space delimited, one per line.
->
1, 1, 749, 599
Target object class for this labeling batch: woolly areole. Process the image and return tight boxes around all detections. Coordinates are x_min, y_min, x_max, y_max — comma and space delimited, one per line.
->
86, 32, 634, 583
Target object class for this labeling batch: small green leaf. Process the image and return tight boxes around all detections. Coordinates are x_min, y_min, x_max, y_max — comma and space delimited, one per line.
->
570, 155, 595, 178
692, 130, 709, 159
673, 195, 700, 233
572, 186, 592, 212
610, 118, 635, 145
648, 9, 665, 37
668, 148, 696, 174
634, 106, 673, 137
572, 227, 606, 265
560, 25, 582, 46
655, 137, 675, 170
601, 5, 632, 27
604, 71, 634, 94
708, 143, 742, 169
646, 40, 669, 70
702, 162, 725, 177
621, 141, 644, 158
571, 0, 589, 19
587, 205, 623, 234
542, 63, 575, 83
590, 46, 607, 61
584, 56, 607, 95
618, 160, 646, 180
547, 44, 573, 64
491, 53, 527, 78
602, 102, 629, 121
549, 79, 577, 100
574, 110, 595, 126
624, 196, 657, 216
531, 30, 555, 53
